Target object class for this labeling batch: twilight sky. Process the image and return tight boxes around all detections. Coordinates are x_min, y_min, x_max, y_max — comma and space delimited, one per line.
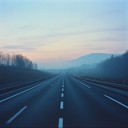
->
0, 0, 127, 68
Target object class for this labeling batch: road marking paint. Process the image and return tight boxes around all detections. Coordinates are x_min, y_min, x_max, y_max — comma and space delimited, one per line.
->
62, 85, 64, 88
58, 118, 63, 128
60, 101, 64, 109
73, 78, 91, 88
104, 95, 128, 109
61, 93, 64, 98
0, 83, 43, 103
62, 80, 64, 85
62, 88, 64, 92
6, 106, 27, 124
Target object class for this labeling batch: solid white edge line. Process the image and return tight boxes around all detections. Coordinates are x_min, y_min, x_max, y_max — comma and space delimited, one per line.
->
104, 95, 128, 109
0, 83, 43, 103
6, 106, 27, 124
80, 82, 90, 88
72, 77, 91, 88
78, 81, 91, 88
58, 118, 63, 128
60, 101, 64, 109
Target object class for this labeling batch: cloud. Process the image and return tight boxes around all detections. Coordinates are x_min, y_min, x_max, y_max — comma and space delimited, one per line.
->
29, 26, 127, 40
0, 44, 35, 51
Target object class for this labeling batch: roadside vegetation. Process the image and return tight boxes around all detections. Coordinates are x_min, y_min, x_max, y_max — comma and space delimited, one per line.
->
72, 50, 128, 85
0, 52, 52, 85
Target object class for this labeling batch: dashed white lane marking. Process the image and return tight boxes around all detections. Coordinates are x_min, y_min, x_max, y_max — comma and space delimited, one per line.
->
6, 106, 27, 124
58, 118, 63, 128
58, 80, 64, 128
104, 95, 128, 109
61, 93, 64, 98
0, 83, 44, 103
60, 101, 64, 109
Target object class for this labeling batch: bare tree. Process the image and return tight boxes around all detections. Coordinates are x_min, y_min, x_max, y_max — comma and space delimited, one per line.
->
0, 52, 38, 70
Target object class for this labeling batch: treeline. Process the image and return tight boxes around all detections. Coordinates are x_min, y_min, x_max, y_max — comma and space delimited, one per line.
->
0, 52, 38, 70
76, 50, 128, 84
0, 52, 53, 85
97, 51, 128, 81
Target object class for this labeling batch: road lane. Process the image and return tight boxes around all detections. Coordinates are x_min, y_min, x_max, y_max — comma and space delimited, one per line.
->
73, 76, 128, 106
0, 73, 127, 128
64, 75, 128, 127
0, 75, 62, 128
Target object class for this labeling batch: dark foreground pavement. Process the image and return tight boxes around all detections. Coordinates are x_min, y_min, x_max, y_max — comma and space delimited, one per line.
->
0, 73, 127, 128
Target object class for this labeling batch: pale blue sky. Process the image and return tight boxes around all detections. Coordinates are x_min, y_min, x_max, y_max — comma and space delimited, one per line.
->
0, 0, 127, 68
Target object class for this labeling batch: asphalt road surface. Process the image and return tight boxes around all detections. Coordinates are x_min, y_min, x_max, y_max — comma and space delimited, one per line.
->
0, 73, 128, 128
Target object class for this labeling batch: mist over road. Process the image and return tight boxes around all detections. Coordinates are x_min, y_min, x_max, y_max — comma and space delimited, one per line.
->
0, 73, 127, 128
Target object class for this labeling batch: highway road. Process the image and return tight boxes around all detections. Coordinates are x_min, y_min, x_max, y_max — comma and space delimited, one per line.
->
0, 73, 128, 128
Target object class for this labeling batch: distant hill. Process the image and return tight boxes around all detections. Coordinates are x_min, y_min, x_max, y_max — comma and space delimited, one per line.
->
40, 53, 120, 69
74, 51, 128, 85
69, 53, 119, 67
